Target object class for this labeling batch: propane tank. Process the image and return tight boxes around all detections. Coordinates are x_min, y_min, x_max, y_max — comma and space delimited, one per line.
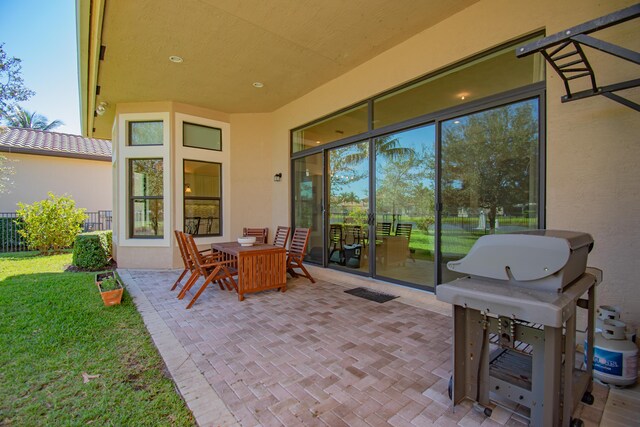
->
588, 319, 638, 387
596, 305, 620, 333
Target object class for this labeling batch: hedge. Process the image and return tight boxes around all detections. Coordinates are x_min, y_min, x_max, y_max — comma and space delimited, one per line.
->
72, 230, 113, 270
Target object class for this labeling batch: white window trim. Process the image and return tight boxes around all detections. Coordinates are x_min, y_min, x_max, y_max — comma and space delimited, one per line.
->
175, 112, 231, 245
117, 112, 171, 247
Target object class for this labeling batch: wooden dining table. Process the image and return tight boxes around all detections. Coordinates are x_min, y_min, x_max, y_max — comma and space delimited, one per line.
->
211, 241, 287, 301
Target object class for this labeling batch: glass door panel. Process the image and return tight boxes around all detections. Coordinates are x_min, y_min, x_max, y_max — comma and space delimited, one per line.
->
327, 141, 370, 271
293, 154, 323, 263
374, 125, 436, 288
440, 98, 540, 283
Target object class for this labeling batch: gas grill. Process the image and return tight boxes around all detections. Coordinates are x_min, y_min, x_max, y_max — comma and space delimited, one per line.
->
436, 230, 602, 427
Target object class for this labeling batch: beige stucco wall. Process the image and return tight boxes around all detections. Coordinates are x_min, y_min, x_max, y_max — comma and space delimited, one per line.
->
109, 0, 639, 326
0, 152, 112, 212
228, 113, 276, 239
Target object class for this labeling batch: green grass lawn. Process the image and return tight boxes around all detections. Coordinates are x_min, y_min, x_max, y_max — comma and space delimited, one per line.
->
0, 251, 194, 426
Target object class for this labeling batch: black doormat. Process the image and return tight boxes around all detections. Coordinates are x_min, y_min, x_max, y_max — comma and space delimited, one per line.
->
344, 287, 398, 303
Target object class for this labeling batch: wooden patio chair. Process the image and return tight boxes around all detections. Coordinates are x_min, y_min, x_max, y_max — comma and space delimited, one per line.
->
171, 230, 194, 292
171, 230, 215, 292
179, 234, 238, 309
243, 227, 269, 244
273, 226, 290, 247
286, 227, 316, 283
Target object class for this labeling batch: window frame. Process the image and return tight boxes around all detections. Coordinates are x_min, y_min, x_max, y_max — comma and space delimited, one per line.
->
182, 159, 223, 237
127, 120, 164, 146
182, 121, 223, 151
128, 157, 165, 239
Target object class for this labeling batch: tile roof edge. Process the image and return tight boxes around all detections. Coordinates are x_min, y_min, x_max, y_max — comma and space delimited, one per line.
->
0, 146, 112, 162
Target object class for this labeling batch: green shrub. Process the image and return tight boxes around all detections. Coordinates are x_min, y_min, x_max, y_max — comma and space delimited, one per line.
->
72, 230, 112, 270
16, 193, 87, 255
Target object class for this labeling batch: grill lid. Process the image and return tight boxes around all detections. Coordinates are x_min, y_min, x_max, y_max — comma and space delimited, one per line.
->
447, 230, 593, 283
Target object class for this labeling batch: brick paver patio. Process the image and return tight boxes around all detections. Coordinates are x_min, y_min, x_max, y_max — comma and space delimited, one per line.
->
120, 267, 607, 427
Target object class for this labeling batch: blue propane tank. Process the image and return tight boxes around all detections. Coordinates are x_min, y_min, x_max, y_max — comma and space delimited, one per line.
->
587, 319, 638, 387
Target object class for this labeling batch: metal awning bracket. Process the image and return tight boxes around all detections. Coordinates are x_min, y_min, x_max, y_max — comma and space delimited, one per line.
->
516, 3, 640, 111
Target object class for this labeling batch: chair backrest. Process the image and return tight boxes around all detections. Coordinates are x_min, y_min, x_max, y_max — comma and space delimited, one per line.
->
289, 228, 311, 256
273, 226, 290, 247
343, 225, 361, 245
243, 227, 269, 244
329, 224, 342, 247
376, 222, 392, 236
175, 230, 191, 269
395, 223, 412, 240
183, 233, 208, 275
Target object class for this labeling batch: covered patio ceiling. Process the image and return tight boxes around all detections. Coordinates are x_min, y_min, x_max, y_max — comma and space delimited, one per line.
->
78, 0, 480, 139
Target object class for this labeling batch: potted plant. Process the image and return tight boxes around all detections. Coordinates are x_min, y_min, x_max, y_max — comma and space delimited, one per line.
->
95, 271, 123, 306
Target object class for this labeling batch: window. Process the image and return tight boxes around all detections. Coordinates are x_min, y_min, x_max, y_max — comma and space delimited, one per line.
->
372, 38, 544, 128
183, 122, 222, 151
440, 98, 540, 283
291, 35, 545, 290
292, 103, 368, 153
183, 160, 221, 236
128, 121, 163, 146
129, 159, 164, 237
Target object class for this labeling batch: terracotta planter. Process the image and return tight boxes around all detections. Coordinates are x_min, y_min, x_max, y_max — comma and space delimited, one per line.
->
95, 271, 123, 306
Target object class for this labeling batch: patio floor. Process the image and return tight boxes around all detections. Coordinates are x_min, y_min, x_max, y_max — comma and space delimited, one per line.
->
119, 266, 609, 427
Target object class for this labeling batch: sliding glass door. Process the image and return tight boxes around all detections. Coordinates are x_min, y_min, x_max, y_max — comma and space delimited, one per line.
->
374, 125, 436, 287
327, 141, 370, 271
292, 96, 542, 291
293, 153, 323, 262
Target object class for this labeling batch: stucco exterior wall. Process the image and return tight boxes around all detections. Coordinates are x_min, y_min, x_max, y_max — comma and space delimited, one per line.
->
107, 0, 639, 326
228, 113, 276, 240
0, 152, 112, 212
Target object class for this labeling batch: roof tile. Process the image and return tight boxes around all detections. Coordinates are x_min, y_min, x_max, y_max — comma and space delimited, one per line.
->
0, 127, 111, 159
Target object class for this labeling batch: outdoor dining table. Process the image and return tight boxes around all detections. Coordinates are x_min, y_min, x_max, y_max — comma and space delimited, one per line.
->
211, 241, 287, 301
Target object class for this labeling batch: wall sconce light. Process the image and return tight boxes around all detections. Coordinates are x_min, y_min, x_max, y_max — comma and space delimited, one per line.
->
95, 101, 109, 116
273, 173, 282, 182
184, 183, 192, 193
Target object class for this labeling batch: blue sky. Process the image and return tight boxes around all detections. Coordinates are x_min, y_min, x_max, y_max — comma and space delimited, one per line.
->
0, 1, 81, 135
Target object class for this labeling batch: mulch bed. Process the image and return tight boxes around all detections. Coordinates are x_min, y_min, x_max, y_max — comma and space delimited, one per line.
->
65, 259, 117, 273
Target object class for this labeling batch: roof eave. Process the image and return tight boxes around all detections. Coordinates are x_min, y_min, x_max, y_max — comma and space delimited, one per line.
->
76, 0, 106, 138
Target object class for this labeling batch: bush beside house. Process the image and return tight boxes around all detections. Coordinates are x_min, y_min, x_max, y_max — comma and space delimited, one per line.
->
16, 193, 87, 255
72, 230, 112, 269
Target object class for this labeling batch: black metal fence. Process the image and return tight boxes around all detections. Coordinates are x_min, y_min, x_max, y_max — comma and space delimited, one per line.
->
0, 210, 112, 253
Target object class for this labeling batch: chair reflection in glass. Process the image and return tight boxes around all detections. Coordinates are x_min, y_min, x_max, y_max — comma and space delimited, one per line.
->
185, 217, 201, 235
395, 223, 414, 263
328, 224, 343, 265
376, 222, 391, 238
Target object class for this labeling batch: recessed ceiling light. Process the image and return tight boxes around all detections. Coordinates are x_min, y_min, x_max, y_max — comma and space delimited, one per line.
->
252, 82, 264, 88
453, 120, 461, 124
169, 56, 183, 63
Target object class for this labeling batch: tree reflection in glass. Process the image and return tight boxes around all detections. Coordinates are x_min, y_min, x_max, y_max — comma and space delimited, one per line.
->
441, 98, 539, 279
